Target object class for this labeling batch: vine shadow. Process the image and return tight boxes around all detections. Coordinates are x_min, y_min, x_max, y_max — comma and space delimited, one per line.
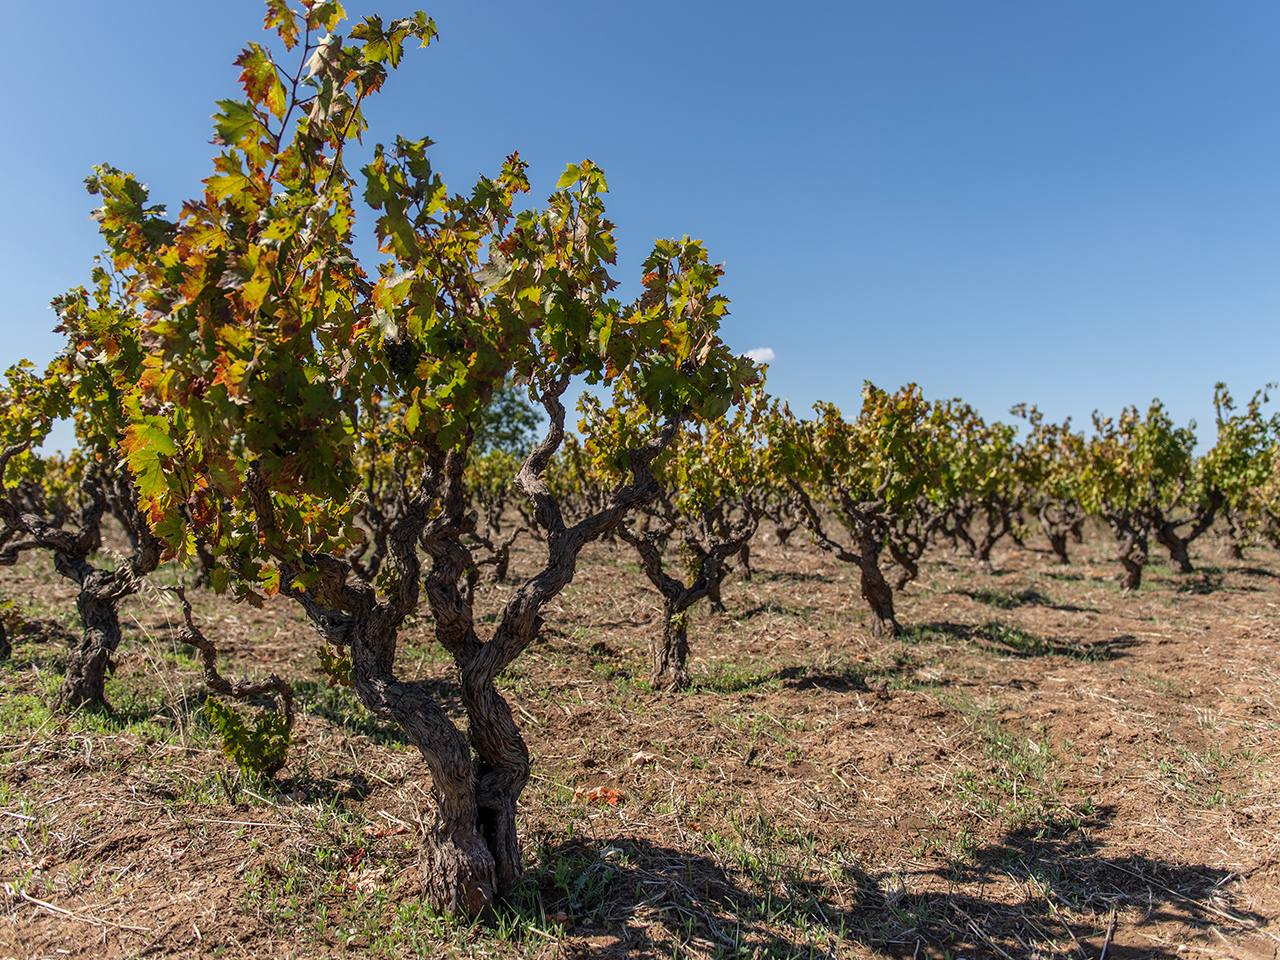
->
959, 587, 1096, 614
909, 620, 1136, 662
503, 807, 1264, 959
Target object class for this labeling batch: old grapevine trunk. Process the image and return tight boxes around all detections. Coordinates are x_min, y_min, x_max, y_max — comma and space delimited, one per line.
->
1107, 515, 1148, 591
652, 602, 692, 690
1153, 524, 1194, 575
57, 478, 163, 711
791, 484, 903, 637
248, 457, 515, 914
56, 564, 129, 711
0, 464, 161, 712
621, 508, 758, 691
261, 389, 679, 916
973, 503, 1015, 575
854, 526, 899, 638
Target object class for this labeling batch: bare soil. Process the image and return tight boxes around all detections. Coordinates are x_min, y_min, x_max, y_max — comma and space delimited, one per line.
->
1, 524, 1278, 959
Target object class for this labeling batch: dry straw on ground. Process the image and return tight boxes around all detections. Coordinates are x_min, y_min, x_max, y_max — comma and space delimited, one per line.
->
1, 522, 1278, 958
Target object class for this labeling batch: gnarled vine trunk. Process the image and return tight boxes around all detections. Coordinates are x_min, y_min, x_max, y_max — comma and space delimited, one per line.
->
621, 505, 758, 691
1153, 523, 1193, 574
791, 483, 902, 638
1151, 491, 1222, 575
973, 503, 1014, 575
855, 526, 898, 638
652, 600, 691, 691
248, 384, 679, 917
1, 462, 161, 712
1039, 504, 1073, 564
56, 564, 128, 711
1106, 515, 1149, 591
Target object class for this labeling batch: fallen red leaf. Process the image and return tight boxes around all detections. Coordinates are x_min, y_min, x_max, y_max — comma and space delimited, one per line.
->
573, 785, 624, 806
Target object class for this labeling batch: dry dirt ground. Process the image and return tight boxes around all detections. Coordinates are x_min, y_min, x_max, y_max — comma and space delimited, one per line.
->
1, 522, 1278, 959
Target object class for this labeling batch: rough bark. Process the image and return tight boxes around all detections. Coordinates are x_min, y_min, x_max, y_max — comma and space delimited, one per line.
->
652, 600, 691, 691
57, 564, 128, 711
243, 376, 679, 917
705, 567, 727, 614
856, 527, 899, 637
1105, 513, 1149, 592
57, 473, 163, 711
620, 503, 756, 691
0, 456, 161, 712
791, 482, 901, 637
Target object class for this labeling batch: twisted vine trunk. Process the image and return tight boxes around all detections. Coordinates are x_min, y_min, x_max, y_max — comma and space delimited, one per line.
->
887, 553, 917, 592
973, 503, 1014, 575
252, 379, 678, 917
652, 600, 691, 690
1037, 503, 1073, 564
620, 513, 755, 692
855, 526, 898, 637
1107, 515, 1148, 591
1153, 524, 1194, 574
0, 463, 161, 712
1151, 491, 1222, 575
59, 478, 163, 711
790, 483, 902, 638
1047, 530, 1069, 565
944, 504, 979, 560
705, 568, 727, 614
1222, 507, 1247, 560
56, 563, 128, 711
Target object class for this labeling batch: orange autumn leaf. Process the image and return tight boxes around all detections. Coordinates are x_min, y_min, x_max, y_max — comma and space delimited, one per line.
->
573, 785, 624, 806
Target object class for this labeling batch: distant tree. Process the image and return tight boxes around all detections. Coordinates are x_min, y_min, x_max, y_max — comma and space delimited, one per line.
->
473, 379, 543, 457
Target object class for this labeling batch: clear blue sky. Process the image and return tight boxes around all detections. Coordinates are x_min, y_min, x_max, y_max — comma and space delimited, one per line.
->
3, 0, 1277, 448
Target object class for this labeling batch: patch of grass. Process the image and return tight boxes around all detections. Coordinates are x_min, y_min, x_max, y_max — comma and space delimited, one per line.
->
964, 587, 1053, 610
942, 695, 1068, 826
295, 681, 415, 747
980, 621, 1053, 655
692, 662, 780, 694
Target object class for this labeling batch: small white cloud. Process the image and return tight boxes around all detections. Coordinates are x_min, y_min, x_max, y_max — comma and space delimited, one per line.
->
744, 347, 776, 364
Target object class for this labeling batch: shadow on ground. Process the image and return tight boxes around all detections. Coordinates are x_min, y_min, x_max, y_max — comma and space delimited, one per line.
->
960, 587, 1096, 613
509, 805, 1263, 958
908, 619, 1137, 662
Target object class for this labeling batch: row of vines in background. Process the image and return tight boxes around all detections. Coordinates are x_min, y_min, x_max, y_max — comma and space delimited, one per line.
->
1, 0, 1277, 921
